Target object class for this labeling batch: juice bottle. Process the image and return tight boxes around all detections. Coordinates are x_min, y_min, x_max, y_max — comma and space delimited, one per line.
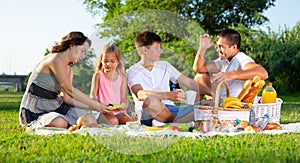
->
262, 82, 277, 104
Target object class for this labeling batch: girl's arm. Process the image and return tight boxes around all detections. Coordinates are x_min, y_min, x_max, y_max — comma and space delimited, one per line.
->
90, 72, 100, 100
120, 75, 129, 111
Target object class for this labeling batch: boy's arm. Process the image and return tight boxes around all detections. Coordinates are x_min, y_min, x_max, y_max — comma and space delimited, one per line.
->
177, 74, 212, 96
130, 84, 185, 102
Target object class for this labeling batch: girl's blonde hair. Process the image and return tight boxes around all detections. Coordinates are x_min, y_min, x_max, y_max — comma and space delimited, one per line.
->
95, 43, 126, 76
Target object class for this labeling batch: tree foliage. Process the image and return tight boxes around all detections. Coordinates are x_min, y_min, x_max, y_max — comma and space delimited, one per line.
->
82, 0, 300, 94
72, 50, 96, 94
233, 23, 300, 94
83, 0, 275, 34
82, 0, 275, 78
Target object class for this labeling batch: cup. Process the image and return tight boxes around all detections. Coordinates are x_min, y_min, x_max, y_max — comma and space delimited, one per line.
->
203, 120, 217, 132
185, 90, 197, 105
126, 121, 140, 130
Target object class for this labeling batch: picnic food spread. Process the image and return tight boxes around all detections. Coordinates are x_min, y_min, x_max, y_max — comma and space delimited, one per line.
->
221, 96, 251, 109
262, 82, 277, 103
66, 76, 283, 134
239, 76, 266, 103
107, 103, 123, 109
192, 75, 283, 133
68, 115, 99, 133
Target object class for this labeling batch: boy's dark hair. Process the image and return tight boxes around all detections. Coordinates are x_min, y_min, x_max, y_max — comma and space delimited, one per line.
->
135, 30, 162, 47
218, 28, 241, 49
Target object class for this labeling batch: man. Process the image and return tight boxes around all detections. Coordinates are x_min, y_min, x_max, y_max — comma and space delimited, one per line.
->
126, 30, 210, 126
193, 28, 268, 99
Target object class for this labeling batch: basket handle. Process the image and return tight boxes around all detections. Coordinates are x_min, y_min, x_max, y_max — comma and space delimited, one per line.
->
214, 81, 230, 109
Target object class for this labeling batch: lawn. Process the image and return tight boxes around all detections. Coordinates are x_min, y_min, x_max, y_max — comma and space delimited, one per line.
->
0, 92, 299, 162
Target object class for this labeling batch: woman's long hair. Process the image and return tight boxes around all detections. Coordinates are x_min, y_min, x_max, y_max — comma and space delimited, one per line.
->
50, 31, 91, 53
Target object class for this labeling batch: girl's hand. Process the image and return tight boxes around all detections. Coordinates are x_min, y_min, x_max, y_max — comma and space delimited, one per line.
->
168, 89, 185, 103
119, 103, 127, 111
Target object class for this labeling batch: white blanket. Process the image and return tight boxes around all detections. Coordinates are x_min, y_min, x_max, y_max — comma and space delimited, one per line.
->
26, 122, 300, 139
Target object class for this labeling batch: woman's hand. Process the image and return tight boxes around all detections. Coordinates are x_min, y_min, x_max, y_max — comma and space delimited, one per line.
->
97, 103, 113, 113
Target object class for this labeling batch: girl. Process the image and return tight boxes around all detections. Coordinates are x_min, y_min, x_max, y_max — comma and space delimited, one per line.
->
90, 44, 133, 125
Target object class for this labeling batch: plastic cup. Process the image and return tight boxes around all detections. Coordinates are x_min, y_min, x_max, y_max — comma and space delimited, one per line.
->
203, 120, 217, 132
185, 90, 197, 105
126, 121, 140, 130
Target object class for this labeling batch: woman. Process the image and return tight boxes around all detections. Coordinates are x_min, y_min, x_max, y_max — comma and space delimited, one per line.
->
19, 31, 112, 129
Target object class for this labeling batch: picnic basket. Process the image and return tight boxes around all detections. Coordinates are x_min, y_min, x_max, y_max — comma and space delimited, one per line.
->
252, 96, 282, 123
194, 81, 250, 122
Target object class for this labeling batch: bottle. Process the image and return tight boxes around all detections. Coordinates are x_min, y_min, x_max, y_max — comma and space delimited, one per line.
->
262, 82, 277, 104
170, 82, 180, 91
255, 114, 270, 131
248, 107, 256, 126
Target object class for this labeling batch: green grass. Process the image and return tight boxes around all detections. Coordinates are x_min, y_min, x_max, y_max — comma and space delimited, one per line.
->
0, 92, 299, 162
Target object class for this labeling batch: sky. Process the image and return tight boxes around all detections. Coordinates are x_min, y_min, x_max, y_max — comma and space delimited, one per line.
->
0, 0, 299, 75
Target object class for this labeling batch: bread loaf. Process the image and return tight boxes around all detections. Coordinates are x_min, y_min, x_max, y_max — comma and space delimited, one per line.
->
239, 76, 265, 103
252, 75, 261, 84
238, 80, 252, 100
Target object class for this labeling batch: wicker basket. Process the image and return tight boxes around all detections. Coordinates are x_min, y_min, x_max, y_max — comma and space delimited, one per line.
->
194, 82, 250, 122
252, 96, 282, 123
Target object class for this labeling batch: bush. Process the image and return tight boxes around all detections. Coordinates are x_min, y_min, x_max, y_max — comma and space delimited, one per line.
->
234, 23, 300, 94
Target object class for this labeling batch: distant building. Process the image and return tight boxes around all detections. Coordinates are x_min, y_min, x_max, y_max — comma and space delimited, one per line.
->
0, 74, 27, 92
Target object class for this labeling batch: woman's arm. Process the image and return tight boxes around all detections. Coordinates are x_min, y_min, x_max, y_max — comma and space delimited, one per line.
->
61, 92, 90, 110
49, 57, 111, 113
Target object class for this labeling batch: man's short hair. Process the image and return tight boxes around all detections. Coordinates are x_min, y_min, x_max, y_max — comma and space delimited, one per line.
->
218, 28, 241, 49
135, 30, 162, 47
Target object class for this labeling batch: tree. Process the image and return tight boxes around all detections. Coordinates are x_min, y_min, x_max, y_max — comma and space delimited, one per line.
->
82, 0, 275, 78
83, 0, 275, 34
233, 23, 300, 94
73, 50, 96, 94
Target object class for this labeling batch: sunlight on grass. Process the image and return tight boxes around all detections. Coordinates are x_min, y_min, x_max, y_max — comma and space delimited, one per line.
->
0, 92, 299, 162
94, 134, 179, 155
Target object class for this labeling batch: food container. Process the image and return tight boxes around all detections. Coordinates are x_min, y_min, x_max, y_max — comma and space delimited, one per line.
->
252, 96, 282, 123
194, 82, 250, 122
126, 121, 140, 130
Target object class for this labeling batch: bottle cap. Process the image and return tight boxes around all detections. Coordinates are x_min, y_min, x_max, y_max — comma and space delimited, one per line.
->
267, 82, 272, 86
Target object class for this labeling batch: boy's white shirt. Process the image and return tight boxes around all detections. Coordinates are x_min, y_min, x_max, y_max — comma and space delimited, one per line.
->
127, 61, 181, 105
127, 61, 182, 120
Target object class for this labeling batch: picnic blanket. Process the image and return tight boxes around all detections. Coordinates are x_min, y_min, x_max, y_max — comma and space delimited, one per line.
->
26, 122, 300, 139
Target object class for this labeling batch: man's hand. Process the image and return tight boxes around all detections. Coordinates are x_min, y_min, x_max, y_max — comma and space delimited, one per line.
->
211, 72, 227, 87
199, 34, 214, 53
